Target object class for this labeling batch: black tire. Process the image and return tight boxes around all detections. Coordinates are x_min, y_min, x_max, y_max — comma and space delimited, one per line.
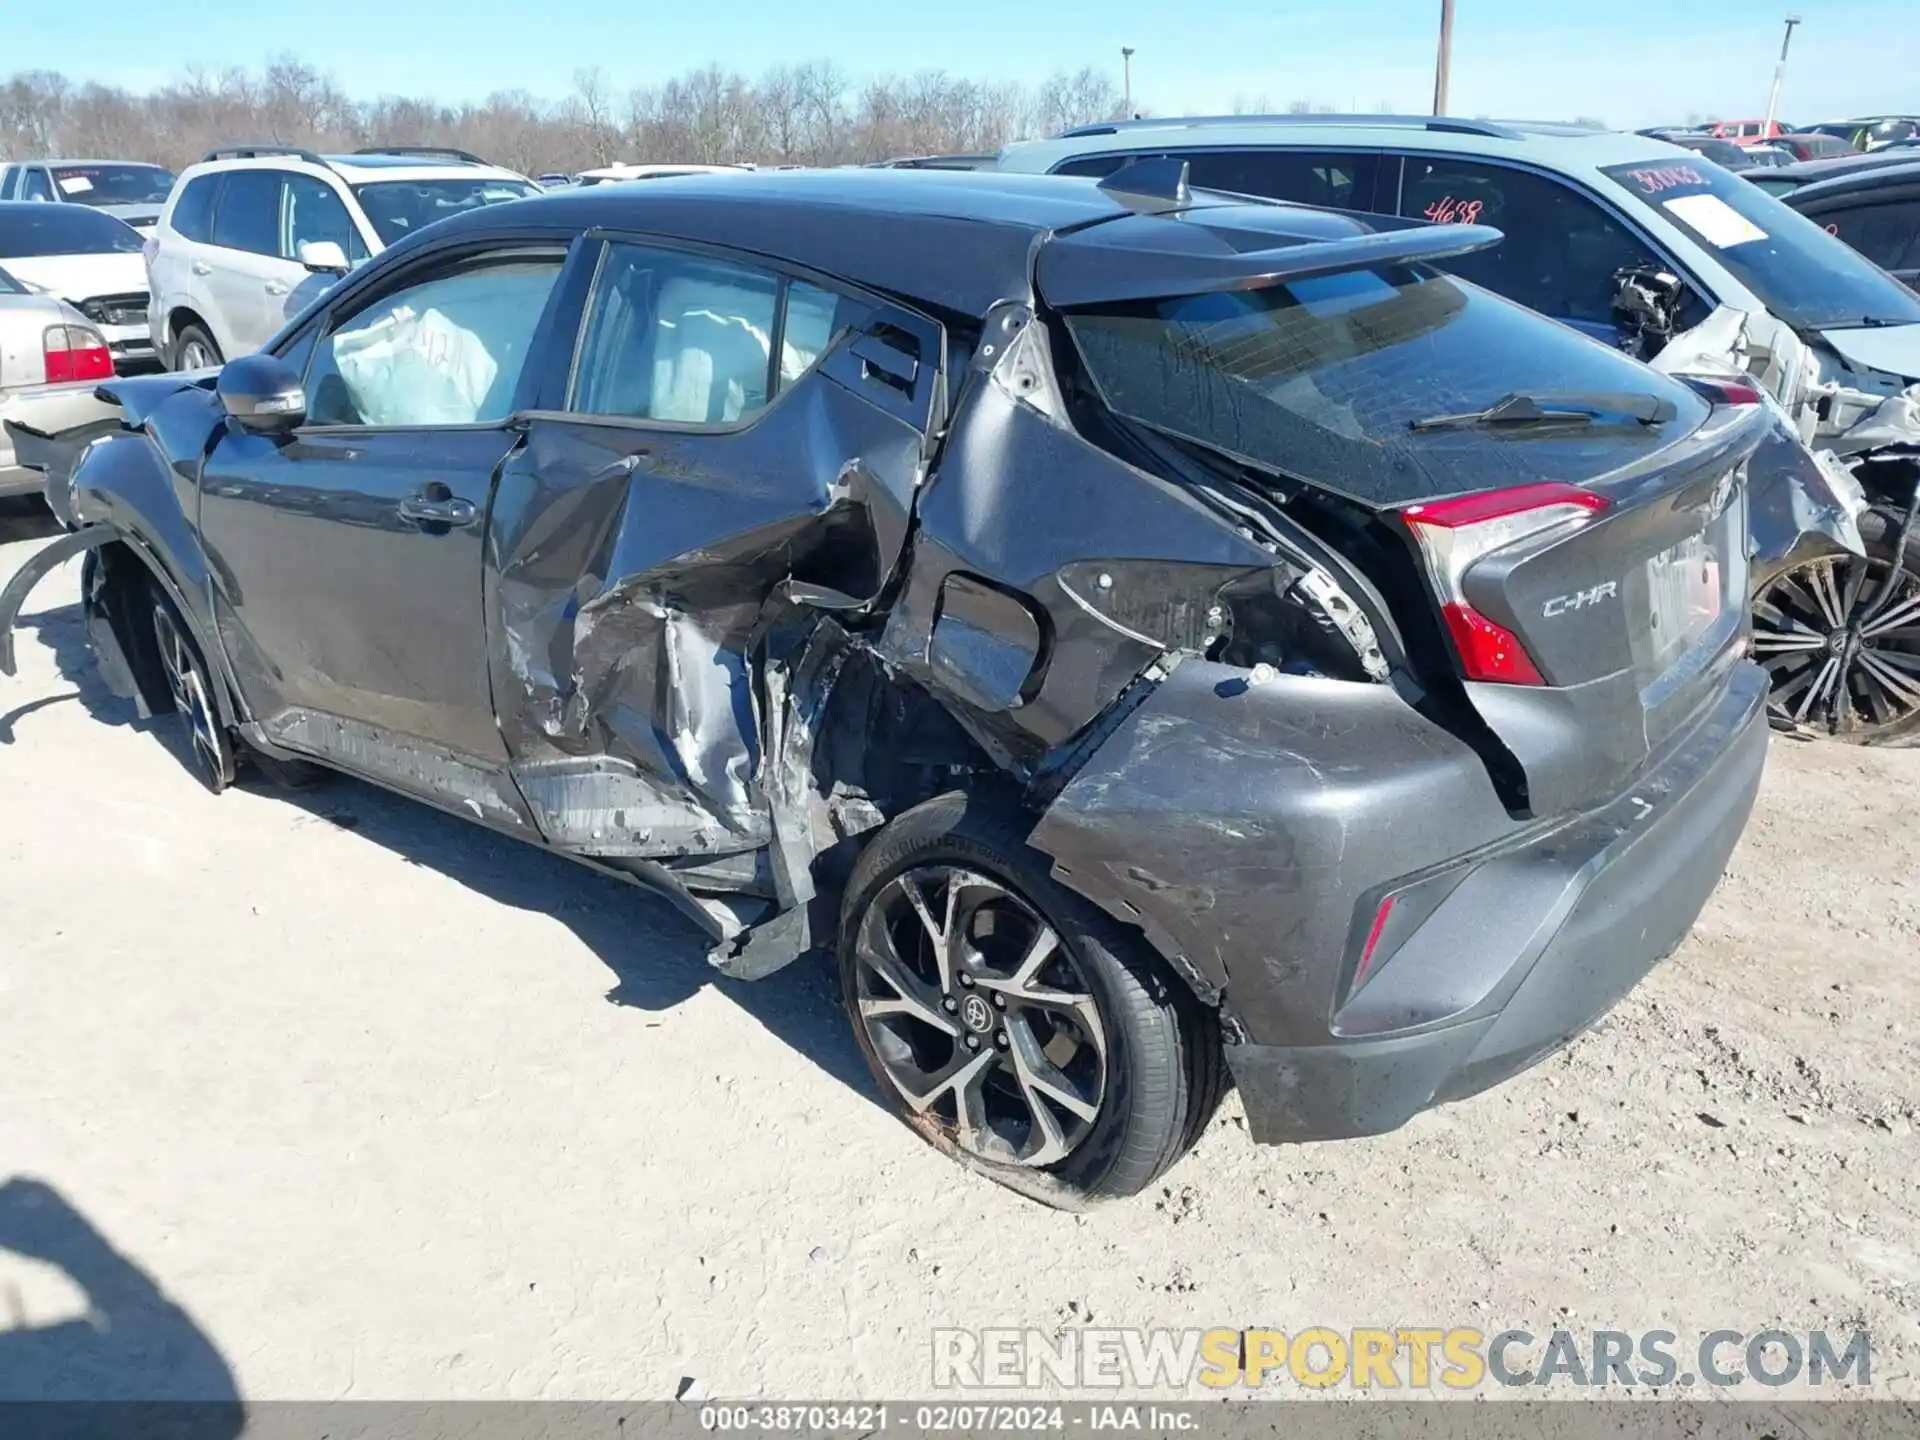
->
1754, 506, 1920, 745
147, 584, 236, 793
838, 791, 1221, 1206
171, 324, 222, 372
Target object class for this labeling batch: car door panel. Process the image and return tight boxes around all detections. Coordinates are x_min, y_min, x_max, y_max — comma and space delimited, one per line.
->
487, 242, 941, 860
201, 426, 519, 756
204, 170, 305, 356
197, 248, 566, 821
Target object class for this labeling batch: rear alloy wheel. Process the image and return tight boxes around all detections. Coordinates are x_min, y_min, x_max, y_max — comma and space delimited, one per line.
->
150, 593, 236, 792
1753, 516, 1920, 744
173, 325, 222, 372
839, 794, 1222, 1204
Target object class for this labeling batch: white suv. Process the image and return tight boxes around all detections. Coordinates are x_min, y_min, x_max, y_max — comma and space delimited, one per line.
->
147, 146, 539, 368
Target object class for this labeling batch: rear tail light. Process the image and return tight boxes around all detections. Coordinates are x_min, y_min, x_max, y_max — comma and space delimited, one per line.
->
1400, 482, 1608, 685
1677, 375, 1764, 407
43, 324, 114, 384
142, 235, 159, 269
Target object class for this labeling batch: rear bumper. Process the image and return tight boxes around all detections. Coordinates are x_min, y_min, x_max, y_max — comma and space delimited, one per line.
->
1030, 658, 1769, 1147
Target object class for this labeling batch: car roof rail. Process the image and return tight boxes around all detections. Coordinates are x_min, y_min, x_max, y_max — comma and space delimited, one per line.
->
1053, 114, 1528, 141
353, 145, 490, 165
201, 145, 332, 166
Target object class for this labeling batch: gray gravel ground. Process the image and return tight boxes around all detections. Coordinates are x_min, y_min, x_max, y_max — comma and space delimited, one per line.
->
1, 498, 1916, 1403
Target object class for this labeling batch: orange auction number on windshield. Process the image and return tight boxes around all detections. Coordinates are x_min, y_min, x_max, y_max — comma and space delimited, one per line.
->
1625, 165, 1707, 195
1424, 196, 1484, 224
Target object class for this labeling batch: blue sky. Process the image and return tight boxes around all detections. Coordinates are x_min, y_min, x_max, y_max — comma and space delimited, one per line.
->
7, 0, 1916, 129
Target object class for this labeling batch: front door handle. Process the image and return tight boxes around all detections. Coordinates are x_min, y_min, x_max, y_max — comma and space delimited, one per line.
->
397, 489, 478, 528
264, 280, 289, 296
190, 261, 211, 276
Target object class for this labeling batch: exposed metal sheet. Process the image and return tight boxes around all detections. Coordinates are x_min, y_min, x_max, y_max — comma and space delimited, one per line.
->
263, 709, 530, 830
487, 336, 932, 876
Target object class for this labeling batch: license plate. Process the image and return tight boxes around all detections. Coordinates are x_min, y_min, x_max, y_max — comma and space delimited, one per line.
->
1646, 532, 1724, 668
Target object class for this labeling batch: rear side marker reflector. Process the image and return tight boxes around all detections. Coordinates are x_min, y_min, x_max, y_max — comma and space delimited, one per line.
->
1401, 482, 1609, 686
1353, 894, 1398, 987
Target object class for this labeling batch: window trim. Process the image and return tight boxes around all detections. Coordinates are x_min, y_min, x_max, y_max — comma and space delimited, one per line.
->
291, 240, 572, 437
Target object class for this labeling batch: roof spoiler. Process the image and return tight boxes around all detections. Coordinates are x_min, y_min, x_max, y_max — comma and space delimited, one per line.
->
1037, 220, 1504, 308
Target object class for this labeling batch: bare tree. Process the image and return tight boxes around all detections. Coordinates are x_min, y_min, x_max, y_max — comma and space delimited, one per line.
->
0, 55, 1142, 172
572, 66, 620, 165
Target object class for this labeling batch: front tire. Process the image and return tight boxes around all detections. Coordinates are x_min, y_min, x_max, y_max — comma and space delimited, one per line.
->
149, 589, 236, 792
838, 792, 1222, 1205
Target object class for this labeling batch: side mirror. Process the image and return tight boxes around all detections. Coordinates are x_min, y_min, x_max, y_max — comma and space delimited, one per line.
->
297, 239, 350, 275
218, 353, 305, 433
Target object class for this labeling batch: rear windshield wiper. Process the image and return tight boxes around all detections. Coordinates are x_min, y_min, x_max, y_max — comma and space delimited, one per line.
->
1409, 390, 1677, 434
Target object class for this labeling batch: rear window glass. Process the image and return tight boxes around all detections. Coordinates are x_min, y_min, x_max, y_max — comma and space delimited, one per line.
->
1063, 266, 1708, 507
1054, 150, 1379, 212
1599, 158, 1920, 330
211, 170, 282, 255
169, 174, 220, 243
351, 178, 539, 246
0, 205, 144, 256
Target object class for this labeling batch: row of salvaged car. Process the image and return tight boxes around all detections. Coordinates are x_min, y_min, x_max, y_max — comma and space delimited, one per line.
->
0, 118, 1916, 1206
12, 117, 1915, 741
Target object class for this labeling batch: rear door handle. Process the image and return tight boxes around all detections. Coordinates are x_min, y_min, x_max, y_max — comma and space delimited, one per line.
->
190, 261, 211, 276
264, 280, 289, 296
397, 491, 478, 528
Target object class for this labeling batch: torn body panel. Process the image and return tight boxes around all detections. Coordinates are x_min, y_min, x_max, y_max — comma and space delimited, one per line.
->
874, 333, 1377, 771
1650, 303, 1916, 557
488, 354, 932, 865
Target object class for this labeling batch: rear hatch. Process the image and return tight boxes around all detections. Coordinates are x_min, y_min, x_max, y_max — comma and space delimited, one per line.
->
1041, 206, 1767, 818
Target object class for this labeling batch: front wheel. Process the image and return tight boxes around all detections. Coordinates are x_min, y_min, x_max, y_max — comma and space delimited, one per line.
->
1753, 509, 1920, 744
150, 591, 236, 792
838, 793, 1222, 1205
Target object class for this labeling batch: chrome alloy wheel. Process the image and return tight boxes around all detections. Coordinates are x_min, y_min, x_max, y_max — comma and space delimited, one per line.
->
851, 867, 1108, 1168
178, 337, 218, 369
1753, 552, 1920, 740
152, 603, 230, 789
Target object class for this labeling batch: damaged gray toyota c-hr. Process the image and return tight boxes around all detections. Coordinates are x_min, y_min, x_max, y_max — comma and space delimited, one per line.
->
1, 165, 1776, 1203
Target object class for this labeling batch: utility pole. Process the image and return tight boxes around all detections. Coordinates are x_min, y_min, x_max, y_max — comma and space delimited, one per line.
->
1121, 47, 1136, 117
1762, 13, 1802, 135
1432, 0, 1455, 116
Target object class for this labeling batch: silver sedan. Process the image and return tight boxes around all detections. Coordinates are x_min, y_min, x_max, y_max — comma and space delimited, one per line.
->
1, 265, 123, 499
